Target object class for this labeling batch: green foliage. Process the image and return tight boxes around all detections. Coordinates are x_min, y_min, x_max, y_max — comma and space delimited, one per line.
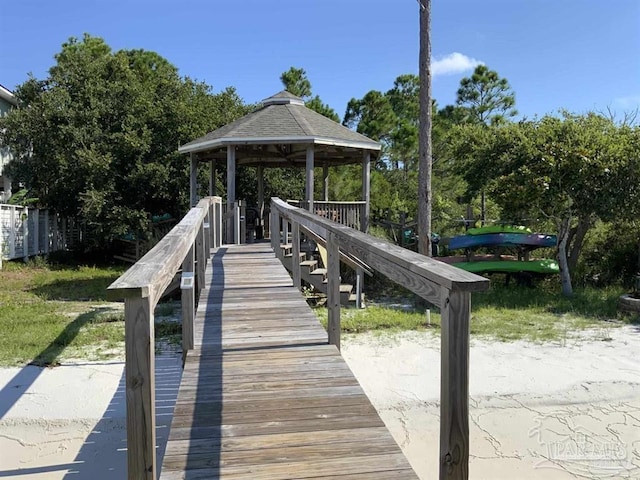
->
456, 65, 517, 125
279, 66, 339, 121
280, 67, 312, 98
1, 34, 248, 246
450, 112, 640, 290
577, 220, 640, 287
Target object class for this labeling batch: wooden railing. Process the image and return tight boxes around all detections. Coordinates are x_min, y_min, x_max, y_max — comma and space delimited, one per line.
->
288, 200, 366, 231
271, 197, 490, 480
106, 196, 222, 480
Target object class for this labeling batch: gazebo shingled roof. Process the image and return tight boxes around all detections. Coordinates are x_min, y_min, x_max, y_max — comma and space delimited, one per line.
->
178, 90, 381, 167
180, 90, 378, 241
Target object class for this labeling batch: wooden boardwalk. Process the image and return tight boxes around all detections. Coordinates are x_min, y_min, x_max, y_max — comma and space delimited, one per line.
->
160, 242, 419, 479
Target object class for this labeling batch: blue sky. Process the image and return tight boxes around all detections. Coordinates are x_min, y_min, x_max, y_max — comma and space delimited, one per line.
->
1, 0, 638, 121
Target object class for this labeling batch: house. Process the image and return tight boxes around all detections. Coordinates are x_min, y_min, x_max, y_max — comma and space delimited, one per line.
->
0, 84, 17, 203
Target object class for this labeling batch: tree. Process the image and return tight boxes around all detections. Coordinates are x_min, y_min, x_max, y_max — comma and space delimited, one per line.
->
418, 0, 433, 256
280, 67, 312, 98
456, 64, 517, 126
450, 113, 640, 296
279, 67, 339, 121
0, 34, 248, 246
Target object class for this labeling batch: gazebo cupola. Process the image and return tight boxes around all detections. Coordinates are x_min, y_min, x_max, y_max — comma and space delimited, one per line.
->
178, 90, 381, 241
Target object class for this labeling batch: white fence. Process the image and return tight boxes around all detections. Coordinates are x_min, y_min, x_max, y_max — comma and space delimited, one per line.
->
0, 204, 78, 267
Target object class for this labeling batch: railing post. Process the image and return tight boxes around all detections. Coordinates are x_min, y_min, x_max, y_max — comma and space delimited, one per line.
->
239, 201, 246, 244
355, 266, 364, 309
216, 200, 223, 248
439, 288, 471, 480
181, 245, 195, 361
234, 201, 240, 245
196, 219, 205, 293
208, 201, 215, 251
271, 208, 279, 257
291, 220, 301, 290
327, 231, 341, 350
124, 295, 156, 480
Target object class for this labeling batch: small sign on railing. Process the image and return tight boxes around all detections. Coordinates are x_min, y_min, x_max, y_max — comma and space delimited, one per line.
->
180, 272, 195, 290
203, 222, 210, 229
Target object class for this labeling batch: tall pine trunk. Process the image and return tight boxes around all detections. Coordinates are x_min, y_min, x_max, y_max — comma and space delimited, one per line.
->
418, 0, 432, 256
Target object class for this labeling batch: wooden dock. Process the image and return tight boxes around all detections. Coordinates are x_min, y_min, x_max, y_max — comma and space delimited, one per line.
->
159, 243, 419, 479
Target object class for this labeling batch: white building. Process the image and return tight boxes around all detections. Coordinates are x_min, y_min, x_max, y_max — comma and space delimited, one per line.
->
0, 84, 17, 203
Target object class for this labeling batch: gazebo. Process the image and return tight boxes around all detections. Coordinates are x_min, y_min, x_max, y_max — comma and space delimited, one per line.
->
178, 91, 381, 242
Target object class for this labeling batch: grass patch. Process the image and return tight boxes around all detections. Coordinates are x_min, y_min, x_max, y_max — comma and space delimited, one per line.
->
155, 319, 182, 347
315, 306, 434, 334
0, 259, 127, 366
313, 282, 633, 343
0, 258, 185, 366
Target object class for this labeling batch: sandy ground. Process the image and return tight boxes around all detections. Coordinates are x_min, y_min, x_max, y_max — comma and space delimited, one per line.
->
0, 353, 182, 479
0, 326, 638, 479
342, 325, 640, 479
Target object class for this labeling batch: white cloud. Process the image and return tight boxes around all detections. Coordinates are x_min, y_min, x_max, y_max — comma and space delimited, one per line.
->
614, 95, 640, 109
431, 52, 484, 77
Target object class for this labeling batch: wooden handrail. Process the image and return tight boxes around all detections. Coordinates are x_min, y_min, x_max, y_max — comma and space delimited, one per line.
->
271, 196, 489, 480
107, 196, 222, 480
273, 198, 486, 298
297, 222, 373, 277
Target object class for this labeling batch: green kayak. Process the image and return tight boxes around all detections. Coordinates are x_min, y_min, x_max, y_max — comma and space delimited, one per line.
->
452, 259, 560, 274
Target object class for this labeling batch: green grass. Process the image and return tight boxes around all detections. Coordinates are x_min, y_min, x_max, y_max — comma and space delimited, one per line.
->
0, 259, 182, 366
314, 281, 635, 343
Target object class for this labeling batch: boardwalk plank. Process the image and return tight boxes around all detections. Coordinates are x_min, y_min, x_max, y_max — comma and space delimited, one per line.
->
159, 243, 419, 480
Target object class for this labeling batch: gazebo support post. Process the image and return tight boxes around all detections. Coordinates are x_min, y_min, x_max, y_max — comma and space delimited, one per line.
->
323, 162, 329, 202
362, 151, 371, 233
190, 153, 198, 207
257, 165, 264, 235
305, 145, 314, 212
226, 145, 236, 244
209, 160, 216, 196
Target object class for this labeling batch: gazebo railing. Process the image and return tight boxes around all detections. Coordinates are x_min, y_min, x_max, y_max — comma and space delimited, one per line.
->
288, 200, 366, 231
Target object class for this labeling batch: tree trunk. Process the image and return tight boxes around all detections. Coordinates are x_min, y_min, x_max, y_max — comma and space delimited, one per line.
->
557, 216, 573, 297
567, 216, 591, 276
418, 0, 432, 256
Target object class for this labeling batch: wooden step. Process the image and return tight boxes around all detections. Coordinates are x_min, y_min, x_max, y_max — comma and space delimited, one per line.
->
300, 259, 318, 270
340, 284, 353, 293
285, 252, 307, 261
310, 268, 327, 279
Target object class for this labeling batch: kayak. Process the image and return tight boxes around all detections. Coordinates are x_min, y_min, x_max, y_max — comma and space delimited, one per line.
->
448, 232, 557, 250
452, 259, 560, 274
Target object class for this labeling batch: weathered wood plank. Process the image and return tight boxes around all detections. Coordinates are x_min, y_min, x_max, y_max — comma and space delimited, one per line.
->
440, 289, 471, 480
159, 243, 418, 479
161, 453, 414, 480
327, 231, 340, 349
125, 296, 156, 480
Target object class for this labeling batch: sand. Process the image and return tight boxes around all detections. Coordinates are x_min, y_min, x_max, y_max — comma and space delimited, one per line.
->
1, 326, 639, 479
342, 325, 640, 479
